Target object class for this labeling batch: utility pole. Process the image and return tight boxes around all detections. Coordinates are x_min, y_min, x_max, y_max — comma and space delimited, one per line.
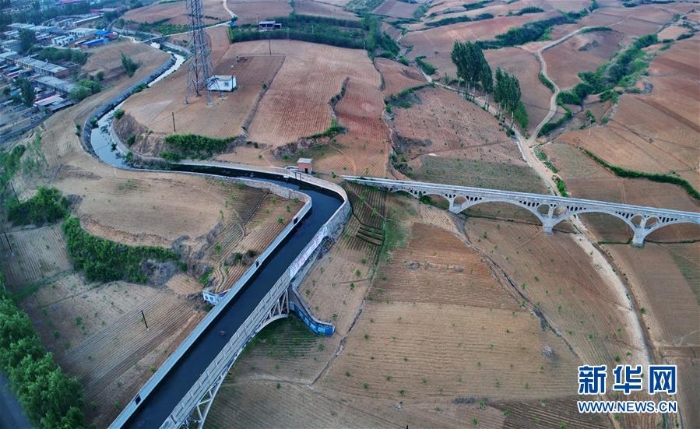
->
171, 111, 176, 132
141, 310, 149, 331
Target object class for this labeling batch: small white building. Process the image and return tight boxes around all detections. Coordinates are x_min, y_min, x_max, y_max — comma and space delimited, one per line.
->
52, 35, 75, 47
207, 75, 237, 92
297, 158, 313, 174
68, 27, 96, 39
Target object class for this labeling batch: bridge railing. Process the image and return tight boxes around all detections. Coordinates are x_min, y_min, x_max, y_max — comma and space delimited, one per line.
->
160, 174, 350, 427
109, 180, 311, 429
343, 176, 700, 220
162, 268, 293, 427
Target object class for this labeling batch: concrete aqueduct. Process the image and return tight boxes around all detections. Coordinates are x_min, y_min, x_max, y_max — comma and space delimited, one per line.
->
343, 176, 700, 246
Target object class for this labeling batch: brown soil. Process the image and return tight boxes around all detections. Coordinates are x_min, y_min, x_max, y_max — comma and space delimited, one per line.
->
388, 86, 547, 193
246, 41, 380, 147
542, 29, 624, 90
484, 47, 552, 132
82, 39, 172, 82
375, 58, 426, 97
604, 242, 700, 429
120, 45, 285, 145
122, 0, 229, 25
543, 143, 700, 243
657, 24, 692, 42
555, 36, 700, 189
225, 0, 293, 25
403, 12, 561, 77
374, 0, 419, 19
549, 4, 691, 43
294, 0, 359, 20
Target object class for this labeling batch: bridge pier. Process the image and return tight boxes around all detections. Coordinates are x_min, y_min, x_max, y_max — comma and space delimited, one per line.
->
352, 177, 700, 248
631, 230, 646, 247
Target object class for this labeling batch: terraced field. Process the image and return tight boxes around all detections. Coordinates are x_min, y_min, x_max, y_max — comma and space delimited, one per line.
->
0, 226, 71, 289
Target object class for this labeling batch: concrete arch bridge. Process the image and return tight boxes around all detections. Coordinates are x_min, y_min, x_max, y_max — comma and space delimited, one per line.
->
343, 176, 700, 246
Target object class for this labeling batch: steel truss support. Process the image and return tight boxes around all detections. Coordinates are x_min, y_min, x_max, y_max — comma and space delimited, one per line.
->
183, 290, 289, 428
184, 0, 213, 105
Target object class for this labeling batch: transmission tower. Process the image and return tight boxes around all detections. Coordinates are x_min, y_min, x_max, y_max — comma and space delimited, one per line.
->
184, 0, 213, 105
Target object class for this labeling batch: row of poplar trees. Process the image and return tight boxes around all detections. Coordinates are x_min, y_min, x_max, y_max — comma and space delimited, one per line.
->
451, 41, 524, 128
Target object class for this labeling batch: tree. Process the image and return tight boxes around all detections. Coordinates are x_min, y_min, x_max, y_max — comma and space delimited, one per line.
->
493, 68, 524, 128
121, 53, 140, 78
16, 78, 34, 107
479, 59, 493, 108
19, 29, 36, 54
451, 41, 492, 98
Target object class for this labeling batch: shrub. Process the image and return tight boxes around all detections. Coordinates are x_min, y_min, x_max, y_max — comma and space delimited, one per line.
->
7, 187, 70, 226
62, 217, 179, 283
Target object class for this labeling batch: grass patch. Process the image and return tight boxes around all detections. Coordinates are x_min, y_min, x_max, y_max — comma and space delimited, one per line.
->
415, 56, 436, 75
0, 145, 26, 190
538, 73, 554, 92
415, 157, 547, 193
230, 15, 399, 59
162, 133, 233, 161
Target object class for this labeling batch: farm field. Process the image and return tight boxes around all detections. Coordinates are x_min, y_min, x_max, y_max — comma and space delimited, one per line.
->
207, 192, 656, 427
375, 58, 425, 97
463, 216, 658, 429
483, 47, 551, 132
373, 0, 419, 19
387, 86, 547, 193
0, 226, 71, 289
543, 143, 700, 243
245, 41, 381, 147
424, 0, 588, 28
549, 3, 693, 42
603, 242, 700, 429
122, 0, 229, 25
22, 272, 206, 428
1, 172, 295, 428
208, 192, 305, 293
541, 29, 624, 90
554, 36, 700, 189
294, 0, 359, 20
402, 12, 559, 76
225, 0, 293, 25
118, 47, 284, 149
4, 0, 700, 426
82, 39, 172, 82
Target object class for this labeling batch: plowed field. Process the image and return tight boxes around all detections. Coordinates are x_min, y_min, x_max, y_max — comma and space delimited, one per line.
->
225, 0, 293, 25
121, 31, 285, 142
123, 0, 229, 25
604, 242, 700, 428
374, 0, 419, 19
403, 12, 559, 77
0, 226, 71, 289
543, 143, 700, 242
246, 41, 380, 147
375, 58, 425, 97
542, 29, 624, 90
484, 47, 552, 132
294, 0, 359, 19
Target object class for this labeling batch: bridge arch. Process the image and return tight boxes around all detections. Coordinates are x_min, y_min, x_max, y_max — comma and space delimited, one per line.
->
373, 179, 700, 246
